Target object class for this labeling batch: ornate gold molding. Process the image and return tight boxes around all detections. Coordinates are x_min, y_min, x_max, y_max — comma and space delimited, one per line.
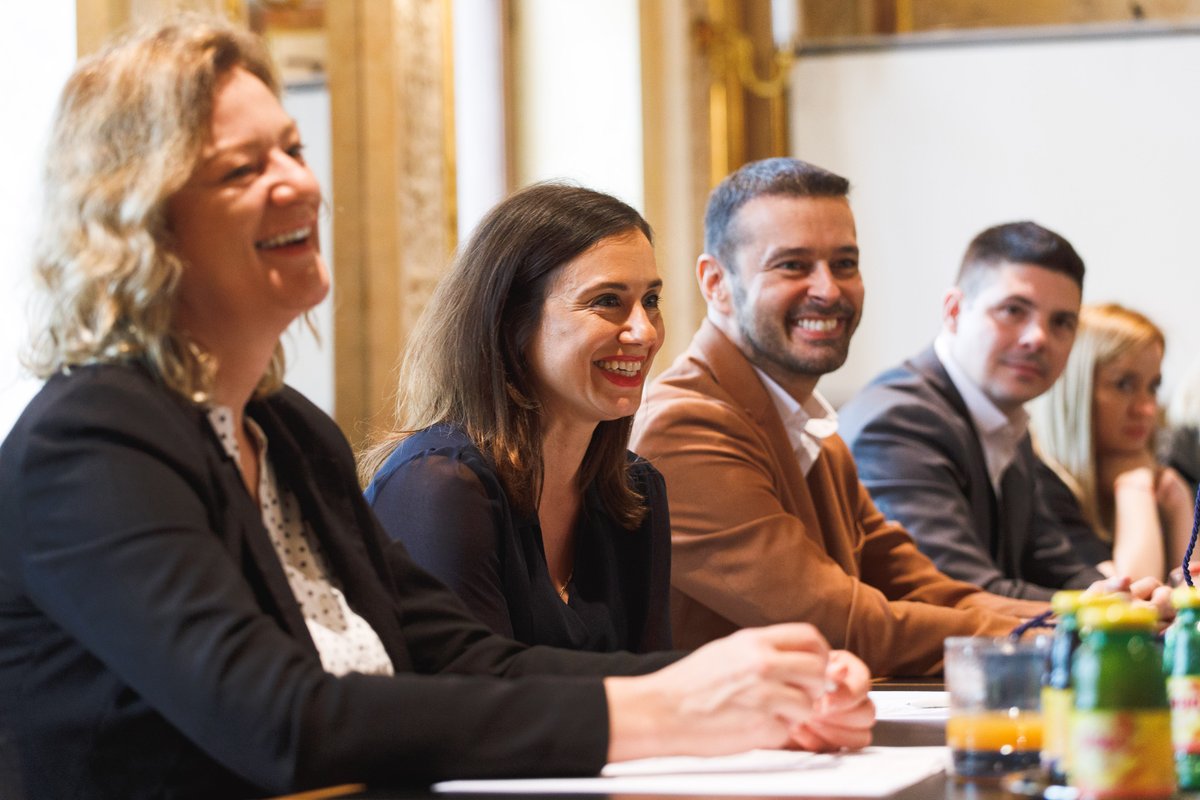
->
695, 0, 792, 184
394, 0, 457, 347
639, 0, 713, 368
639, 0, 798, 370
328, 0, 457, 448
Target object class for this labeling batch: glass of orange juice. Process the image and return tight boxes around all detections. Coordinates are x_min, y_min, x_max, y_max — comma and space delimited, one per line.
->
944, 636, 1049, 779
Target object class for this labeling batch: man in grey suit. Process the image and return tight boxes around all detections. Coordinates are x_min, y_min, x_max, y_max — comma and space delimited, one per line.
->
839, 222, 1106, 600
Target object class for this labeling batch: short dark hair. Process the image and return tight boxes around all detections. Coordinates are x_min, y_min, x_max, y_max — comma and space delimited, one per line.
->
703, 157, 850, 271
956, 221, 1085, 296
361, 181, 654, 527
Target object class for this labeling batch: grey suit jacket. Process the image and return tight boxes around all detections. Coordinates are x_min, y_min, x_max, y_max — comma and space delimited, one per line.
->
839, 347, 1103, 600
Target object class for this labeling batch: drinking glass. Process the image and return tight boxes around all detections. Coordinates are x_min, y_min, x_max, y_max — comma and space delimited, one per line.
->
944, 636, 1049, 779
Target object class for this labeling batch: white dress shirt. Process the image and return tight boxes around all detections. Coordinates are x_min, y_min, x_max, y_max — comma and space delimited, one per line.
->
933, 333, 1030, 496
752, 366, 839, 476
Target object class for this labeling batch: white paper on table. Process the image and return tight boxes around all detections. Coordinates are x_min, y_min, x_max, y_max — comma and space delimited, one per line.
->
869, 691, 950, 721
433, 746, 948, 797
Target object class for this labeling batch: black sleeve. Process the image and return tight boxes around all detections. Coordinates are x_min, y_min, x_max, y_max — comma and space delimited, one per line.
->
633, 460, 674, 652
370, 448, 516, 638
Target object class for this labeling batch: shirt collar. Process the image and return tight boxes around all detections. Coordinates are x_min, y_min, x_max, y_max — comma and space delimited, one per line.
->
934, 332, 1030, 490
752, 365, 838, 475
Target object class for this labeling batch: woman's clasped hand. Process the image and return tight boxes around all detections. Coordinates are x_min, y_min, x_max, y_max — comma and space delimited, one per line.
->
606, 624, 874, 760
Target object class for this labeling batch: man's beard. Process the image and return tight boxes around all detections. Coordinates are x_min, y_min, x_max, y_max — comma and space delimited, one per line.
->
732, 289, 856, 378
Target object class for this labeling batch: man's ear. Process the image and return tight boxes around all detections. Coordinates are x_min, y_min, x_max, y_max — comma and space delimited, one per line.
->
942, 287, 964, 334
697, 253, 733, 315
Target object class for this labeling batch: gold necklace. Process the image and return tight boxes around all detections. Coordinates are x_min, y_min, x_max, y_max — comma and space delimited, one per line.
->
556, 570, 574, 602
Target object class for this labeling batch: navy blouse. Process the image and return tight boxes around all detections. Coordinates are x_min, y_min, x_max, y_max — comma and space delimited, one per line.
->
365, 425, 673, 654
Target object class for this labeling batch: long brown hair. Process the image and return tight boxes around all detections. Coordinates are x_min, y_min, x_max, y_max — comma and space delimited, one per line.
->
359, 182, 655, 527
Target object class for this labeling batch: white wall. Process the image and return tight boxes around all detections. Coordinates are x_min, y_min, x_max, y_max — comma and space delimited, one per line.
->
512, 0, 644, 210
454, 0, 508, 242
281, 83, 334, 413
790, 34, 1200, 406
0, 3, 76, 439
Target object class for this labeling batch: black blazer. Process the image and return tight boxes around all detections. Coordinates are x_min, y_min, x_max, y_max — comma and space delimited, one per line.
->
0, 363, 673, 800
366, 424, 673, 654
839, 347, 1103, 600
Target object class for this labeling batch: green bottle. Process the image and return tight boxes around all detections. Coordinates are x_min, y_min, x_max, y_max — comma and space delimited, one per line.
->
1070, 603, 1174, 800
1042, 592, 1125, 785
1168, 586, 1200, 790
1042, 590, 1084, 784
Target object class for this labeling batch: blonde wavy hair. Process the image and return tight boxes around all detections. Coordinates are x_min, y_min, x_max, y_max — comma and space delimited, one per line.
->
1030, 303, 1165, 542
23, 16, 285, 402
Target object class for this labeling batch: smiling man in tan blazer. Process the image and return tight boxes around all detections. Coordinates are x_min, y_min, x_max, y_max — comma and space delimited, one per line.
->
631, 157, 1046, 676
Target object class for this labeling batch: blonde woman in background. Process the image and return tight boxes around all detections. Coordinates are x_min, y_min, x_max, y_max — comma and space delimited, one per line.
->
1031, 303, 1193, 582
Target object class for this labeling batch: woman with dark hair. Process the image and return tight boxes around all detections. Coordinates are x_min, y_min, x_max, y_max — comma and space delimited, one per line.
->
361, 183, 670, 652
0, 16, 873, 800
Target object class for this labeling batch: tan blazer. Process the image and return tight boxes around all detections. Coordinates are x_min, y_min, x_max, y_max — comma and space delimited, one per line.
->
631, 321, 1046, 676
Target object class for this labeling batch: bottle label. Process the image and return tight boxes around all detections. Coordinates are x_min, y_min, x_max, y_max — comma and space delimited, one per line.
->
1069, 709, 1174, 798
1169, 676, 1200, 755
1040, 686, 1073, 771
